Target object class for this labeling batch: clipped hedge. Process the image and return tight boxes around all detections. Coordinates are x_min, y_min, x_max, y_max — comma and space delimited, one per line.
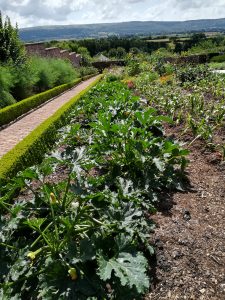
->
82, 72, 99, 81
210, 54, 225, 63
0, 75, 102, 182
0, 78, 82, 127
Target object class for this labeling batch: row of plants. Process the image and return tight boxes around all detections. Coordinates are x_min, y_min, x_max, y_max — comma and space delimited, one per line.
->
0, 76, 101, 182
132, 62, 225, 150
209, 61, 225, 70
0, 79, 188, 299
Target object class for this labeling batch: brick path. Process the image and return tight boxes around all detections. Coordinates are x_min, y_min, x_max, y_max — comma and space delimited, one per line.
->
0, 75, 100, 158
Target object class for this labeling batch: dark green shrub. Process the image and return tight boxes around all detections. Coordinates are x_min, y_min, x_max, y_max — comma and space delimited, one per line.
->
154, 62, 175, 76
78, 66, 98, 77
0, 56, 80, 108
49, 58, 78, 86
0, 90, 16, 108
154, 61, 165, 76
11, 61, 38, 99
105, 74, 120, 82
30, 57, 78, 92
164, 63, 175, 75
0, 64, 16, 108
130, 47, 140, 54
77, 47, 92, 66
116, 47, 126, 58
0, 65, 13, 90
12, 57, 79, 98
126, 60, 141, 76
30, 56, 57, 92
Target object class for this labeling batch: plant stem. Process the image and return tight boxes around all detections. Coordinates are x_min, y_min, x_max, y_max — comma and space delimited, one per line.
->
0, 242, 17, 250
61, 174, 71, 211
31, 222, 53, 249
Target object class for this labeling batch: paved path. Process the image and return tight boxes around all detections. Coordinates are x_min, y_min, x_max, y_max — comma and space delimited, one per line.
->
0, 75, 100, 158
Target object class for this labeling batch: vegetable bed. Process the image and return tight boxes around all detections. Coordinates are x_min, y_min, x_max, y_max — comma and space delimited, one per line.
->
0, 79, 188, 299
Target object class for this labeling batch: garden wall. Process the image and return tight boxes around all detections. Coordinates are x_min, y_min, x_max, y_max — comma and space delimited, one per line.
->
25, 42, 82, 67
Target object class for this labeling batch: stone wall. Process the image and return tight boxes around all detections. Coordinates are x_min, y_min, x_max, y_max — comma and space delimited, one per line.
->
25, 42, 46, 56
70, 53, 82, 67
45, 47, 62, 58
60, 49, 70, 60
25, 42, 82, 67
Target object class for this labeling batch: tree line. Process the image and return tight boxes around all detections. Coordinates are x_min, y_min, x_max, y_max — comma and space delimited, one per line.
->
48, 33, 225, 59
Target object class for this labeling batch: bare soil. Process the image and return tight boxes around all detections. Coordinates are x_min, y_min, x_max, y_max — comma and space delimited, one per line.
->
146, 127, 225, 300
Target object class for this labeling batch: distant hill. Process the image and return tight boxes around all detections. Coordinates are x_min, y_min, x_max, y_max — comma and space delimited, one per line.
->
19, 18, 225, 42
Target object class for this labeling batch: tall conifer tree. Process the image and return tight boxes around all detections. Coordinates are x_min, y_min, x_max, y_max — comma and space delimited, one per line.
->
0, 11, 25, 64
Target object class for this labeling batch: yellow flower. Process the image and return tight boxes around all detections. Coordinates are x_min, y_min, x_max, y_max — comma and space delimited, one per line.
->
50, 192, 58, 204
68, 267, 78, 281
159, 75, 173, 84
27, 252, 36, 260
27, 247, 44, 262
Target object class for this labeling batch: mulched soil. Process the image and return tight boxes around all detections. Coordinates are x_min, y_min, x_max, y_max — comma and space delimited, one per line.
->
146, 127, 225, 300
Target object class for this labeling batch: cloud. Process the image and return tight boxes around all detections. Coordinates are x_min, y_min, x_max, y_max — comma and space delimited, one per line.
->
174, 0, 224, 9
1, 0, 225, 28
144, 0, 225, 21
2, 0, 81, 19
0, 0, 149, 27
84, 0, 147, 21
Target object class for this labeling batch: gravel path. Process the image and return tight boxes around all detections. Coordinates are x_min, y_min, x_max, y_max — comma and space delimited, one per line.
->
0, 76, 100, 158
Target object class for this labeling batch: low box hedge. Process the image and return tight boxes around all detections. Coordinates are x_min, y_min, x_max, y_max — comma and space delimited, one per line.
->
0, 78, 82, 127
0, 75, 102, 182
82, 73, 99, 81
210, 54, 225, 63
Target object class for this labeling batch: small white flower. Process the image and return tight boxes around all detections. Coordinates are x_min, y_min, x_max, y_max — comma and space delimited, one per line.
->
71, 201, 79, 209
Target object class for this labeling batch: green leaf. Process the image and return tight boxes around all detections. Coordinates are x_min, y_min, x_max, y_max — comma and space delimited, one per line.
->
19, 168, 39, 180
97, 252, 149, 293
115, 234, 133, 252
79, 238, 96, 262
154, 115, 173, 124
146, 244, 155, 255
24, 218, 46, 230
97, 253, 112, 281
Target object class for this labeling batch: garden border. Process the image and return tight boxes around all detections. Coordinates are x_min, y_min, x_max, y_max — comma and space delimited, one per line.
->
0, 75, 102, 181
0, 73, 98, 129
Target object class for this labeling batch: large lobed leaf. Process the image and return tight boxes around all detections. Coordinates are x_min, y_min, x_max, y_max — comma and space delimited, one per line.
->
97, 251, 149, 293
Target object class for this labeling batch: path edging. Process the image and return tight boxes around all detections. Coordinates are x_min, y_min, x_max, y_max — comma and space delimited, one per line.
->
0, 75, 102, 182
0, 73, 98, 130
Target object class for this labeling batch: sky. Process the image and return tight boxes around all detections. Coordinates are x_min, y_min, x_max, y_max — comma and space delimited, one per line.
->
0, 0, 225, 28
